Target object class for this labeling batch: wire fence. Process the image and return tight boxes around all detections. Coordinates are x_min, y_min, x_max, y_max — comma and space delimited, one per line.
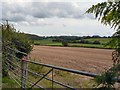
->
3, 46, 120, 89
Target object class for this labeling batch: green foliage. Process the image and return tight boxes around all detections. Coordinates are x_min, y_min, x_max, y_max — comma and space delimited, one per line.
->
69, 43, 109, 49
2, 21, 33, 77
2, 77, 19, 88
86, 1, 120, 30
62, 41, 68, 46
86, 1, 120, 52
85, 38, 111, 45
12, 32, 33, 58
34, 38, 112, 49
2, 21, 33, 57
112, 30, 120, 53
93, 41, 101, 44
86, 1, 120, 89
94, 64, 120, 89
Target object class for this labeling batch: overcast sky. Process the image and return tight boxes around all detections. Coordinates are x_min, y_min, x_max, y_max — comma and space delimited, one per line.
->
1, 0, 115, 36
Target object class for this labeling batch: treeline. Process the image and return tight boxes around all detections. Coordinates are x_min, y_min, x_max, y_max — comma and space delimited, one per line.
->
71, 39, 101, 44
27, 34, 111, 45
27, 34, 111, 41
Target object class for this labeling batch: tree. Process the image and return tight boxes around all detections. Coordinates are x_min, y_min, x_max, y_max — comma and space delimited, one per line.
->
86, 0, 120, 89
86, 1, 120, 55
86, 0, 120, 30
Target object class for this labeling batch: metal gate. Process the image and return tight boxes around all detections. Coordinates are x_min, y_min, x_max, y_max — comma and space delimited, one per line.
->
3, 46, 120, 90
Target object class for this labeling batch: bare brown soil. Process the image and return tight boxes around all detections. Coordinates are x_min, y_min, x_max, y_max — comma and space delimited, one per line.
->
31, 46, 113, 74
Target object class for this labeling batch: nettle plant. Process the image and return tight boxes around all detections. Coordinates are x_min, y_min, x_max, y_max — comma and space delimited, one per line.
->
86, 0, 120, 89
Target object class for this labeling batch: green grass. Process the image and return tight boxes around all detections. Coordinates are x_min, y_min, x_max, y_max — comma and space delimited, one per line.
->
34, 38, 62, 46
27, 63, 95, 88
2, 59, 96, 88
2, 77, 19, 88
69, 43, 111, 49
85, 38, 111, 44
34, 38, 53, 45
33, 38, 113, 49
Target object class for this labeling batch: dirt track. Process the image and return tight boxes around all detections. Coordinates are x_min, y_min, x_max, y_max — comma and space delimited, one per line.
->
31, 46, 113, 74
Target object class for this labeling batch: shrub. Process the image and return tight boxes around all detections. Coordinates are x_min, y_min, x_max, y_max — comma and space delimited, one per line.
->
62, 41, 68, 46
79, 39, 92, 44
94, 64, 120, 89
93, 41, 101, 44
2, 21, 33, 77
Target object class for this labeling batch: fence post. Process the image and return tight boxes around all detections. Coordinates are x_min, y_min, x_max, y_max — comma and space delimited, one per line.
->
52, 68, 54, 90
21, 56, 28, 90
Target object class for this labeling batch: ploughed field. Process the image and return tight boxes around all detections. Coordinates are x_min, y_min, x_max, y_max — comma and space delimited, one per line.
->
31, 46, 113, 74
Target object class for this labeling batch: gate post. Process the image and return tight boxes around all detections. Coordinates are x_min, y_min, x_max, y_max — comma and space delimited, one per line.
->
21, 56, 28, 90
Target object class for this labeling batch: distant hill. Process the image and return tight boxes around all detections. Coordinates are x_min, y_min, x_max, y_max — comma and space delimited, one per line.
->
25, 34, 46, 40
25, 33, 111, 42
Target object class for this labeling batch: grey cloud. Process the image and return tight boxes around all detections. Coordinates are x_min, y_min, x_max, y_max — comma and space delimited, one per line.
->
2, 13, 26, 22
31, 2, 94, 19
2, 2, 94, 23
84, 14, 95, 19
31, 2, 75, 18
2, 2, 27, 22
